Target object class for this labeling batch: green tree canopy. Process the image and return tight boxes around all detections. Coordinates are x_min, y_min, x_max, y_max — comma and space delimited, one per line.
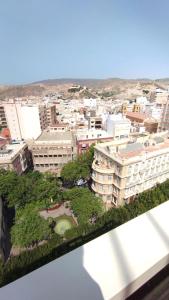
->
61, 145, 94, 184
0, 170, 61, 208
67, 188, 103, 224
11, 204, 51, 247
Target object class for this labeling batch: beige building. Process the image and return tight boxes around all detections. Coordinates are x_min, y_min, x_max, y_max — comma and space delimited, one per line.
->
0, 142, 32, 174
160, 96, 169, 131
31, 131, 76, 176
46, 104, 57, 126
92, 132, 169, 208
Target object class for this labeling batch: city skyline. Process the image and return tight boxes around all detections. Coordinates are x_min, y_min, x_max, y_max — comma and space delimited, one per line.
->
1, 0, 169, 84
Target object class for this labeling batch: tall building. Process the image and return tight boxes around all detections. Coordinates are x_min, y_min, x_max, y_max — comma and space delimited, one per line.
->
0, 106, 7, 129
4, 101, 48, 140
160, 96, 169, 131
46, 104, 57, 126
91, 132, 169, 208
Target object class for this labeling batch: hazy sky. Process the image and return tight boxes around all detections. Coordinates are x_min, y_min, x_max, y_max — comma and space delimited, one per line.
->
1, 0, 169, 84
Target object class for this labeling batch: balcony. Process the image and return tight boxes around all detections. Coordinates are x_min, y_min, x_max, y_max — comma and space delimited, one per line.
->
92, 160, 114, 174
91, 174, 113, 185
91, 183, 113, 195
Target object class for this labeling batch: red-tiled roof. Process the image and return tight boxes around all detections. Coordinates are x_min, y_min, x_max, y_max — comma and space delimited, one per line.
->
1, 128, 10, 138
126, 112, 148, 121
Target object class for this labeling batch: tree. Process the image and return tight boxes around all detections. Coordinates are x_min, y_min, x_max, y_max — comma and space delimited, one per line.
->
69, 188, 103, 224
61, 145, 94, 185
0, 170, 18, 201
2, 170, 62, 208
11, 204, 51, 247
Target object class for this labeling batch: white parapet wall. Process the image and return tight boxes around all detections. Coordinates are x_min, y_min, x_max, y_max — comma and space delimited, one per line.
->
1, 201, 169, 300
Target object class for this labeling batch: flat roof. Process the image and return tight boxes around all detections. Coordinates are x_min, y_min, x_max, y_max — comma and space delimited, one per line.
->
0, 143, 26, 162
95, 137, 169, 162
126, 112, 148, 121
37, 131, 73, 142
1, 201, 169, 300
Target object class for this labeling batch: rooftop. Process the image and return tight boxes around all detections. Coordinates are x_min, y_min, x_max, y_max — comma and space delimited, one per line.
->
0, 142, 26, 162
36, 131, 73, 143
94, 132, 169, 162
126, 112, 148, 121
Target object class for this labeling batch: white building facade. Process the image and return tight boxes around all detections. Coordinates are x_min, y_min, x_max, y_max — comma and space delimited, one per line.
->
4, 101, 48, 140
106, 114, 131, 139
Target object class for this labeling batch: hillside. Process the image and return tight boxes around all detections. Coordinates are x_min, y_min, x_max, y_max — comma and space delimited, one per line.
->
0, 78, 168, 99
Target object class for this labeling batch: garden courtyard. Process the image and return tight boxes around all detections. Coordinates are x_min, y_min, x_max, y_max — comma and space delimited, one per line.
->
39, 202, 77, 235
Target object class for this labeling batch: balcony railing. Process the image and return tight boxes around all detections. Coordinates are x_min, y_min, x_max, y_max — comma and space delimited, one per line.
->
92, 160, 114, 174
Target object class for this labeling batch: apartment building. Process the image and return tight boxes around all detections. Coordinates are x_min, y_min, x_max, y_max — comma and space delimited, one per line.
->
46, 104, 56, 126
0, 106, 7, 129
88, 116, 102, 130
92, 132, 169, 208
160, 96, 169, 131
0, 142, 32, 174
3, 101, 48, 140
31, 131, 76, 176
106, 114, 131, 139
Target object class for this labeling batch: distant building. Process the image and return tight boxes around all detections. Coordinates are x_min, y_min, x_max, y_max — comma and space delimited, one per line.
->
31, 131, 76, 176
125, 112, 148, 124
155, 90, 169, 105
92, 132, 169, 208
75, 129, 113, 154
83, 98, 97, 108
160, 97, 169, 131
0, 142, 32, 174
68, 85, 82, 93
48, 123, 69, 132
106, 114, 131, 139
88, 116, 102, 130
132, 103, 140, 113
144, 118, 158, 134
0, 106, 7, 129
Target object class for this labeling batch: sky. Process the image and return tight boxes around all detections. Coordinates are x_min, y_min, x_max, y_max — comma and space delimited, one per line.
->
1, 0, 169, 84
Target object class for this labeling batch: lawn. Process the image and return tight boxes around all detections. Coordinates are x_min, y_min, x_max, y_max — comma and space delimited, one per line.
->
54, 215, 76, 235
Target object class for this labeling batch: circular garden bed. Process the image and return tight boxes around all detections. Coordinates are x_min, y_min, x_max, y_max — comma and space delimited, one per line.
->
54, 215, 76, 235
